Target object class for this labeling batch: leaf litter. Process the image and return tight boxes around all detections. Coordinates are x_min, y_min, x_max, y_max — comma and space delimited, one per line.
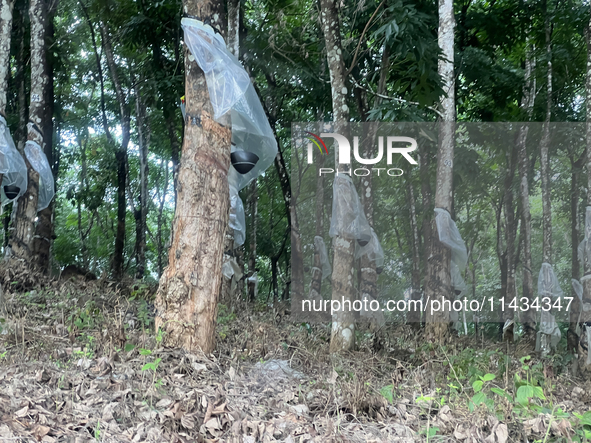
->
0, 270, 590, 442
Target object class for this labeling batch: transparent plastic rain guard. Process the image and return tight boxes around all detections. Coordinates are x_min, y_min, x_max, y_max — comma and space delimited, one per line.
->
329, 175, 372, 241
434, 208, 468, 271
451, 261, 467, 295
314, 236, 331, 280
578, 206, 591, 266
181, 18, 278, 192
0, 116, 27, 205
228, 183, 245, 247
536, 263, 562, 353
355, 227, 385, 268
25, 140, 55, 211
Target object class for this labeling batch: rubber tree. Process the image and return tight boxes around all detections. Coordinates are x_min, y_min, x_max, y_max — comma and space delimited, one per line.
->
319, 0, 355, 353
0, 0, 14, 117
32, 0, 58, 273
583, 4, 591, 347
100, 20, 131, 280
12, 0, 47, 261
425, 0, 455, 343
538, 6, 554, 355
155, 0, 231, 354
516, 37, 537, 343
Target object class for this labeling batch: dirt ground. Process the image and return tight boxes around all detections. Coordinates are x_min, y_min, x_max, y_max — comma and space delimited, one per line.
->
0, 269, 590, 442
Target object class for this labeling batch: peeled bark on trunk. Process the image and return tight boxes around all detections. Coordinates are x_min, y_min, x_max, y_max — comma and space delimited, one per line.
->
516, 39, 537, 342
425, 0, 455, 344
12, 0, 46, 261
154, 0, 230, 354
319, 0, 355, 353
100, 21, 130, 280
0, 0, 14, 115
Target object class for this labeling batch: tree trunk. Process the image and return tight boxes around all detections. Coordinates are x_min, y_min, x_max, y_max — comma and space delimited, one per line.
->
227, 0, 240, 59
12, 0, 46, 261
516, 38, 537, 343
319, 0, 355, 353
503, 146, 518, 342
100, 21, 130, 280
0, 0, 14, 116
358, 48, 389, 326
308, 153, 325, 301
425, 0, 455, 343
156, 158, 169, 278
15, 3, 27, 149
78, 137, 88, 269
583, 5, 591, 335
154, 0, 230, 354
248, 179, 258, 301
134, 81, 149, 279
541, 15, 553, 266
568, 154, 582, 354
407, 171, 421, 327
32, 0, 58, 272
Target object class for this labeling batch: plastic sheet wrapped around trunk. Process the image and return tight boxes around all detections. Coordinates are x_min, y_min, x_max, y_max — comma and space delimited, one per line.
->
329, 175, 371, 241
229, 185, 245, 246
181, 18, 250, 120
578, 206, 591, 267
0, 116, 27, 206
536, 263, 562, 356
229, 83, 278, 190
314, 236, 331, 280
181, 18, 278, 191
537, 262, 563, 299
355, 227, 384, 268
434, 208, 468, 270
536, 310, 561, 355
24, 140, 54, 211
451, 261, 467, 296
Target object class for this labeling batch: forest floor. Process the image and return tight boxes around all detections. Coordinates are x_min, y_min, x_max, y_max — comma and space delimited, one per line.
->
0, 264, 591, 442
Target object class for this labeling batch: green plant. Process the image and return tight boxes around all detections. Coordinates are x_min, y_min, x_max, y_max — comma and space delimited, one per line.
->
140, 348, 162, 406
137, 300, 152, 329
469, 372, 496, 412
94, 420, 101, 440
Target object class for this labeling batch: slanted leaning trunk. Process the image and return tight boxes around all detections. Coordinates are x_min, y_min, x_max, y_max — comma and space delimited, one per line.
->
155, 0, 230, 354
100, 21, 131, 280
